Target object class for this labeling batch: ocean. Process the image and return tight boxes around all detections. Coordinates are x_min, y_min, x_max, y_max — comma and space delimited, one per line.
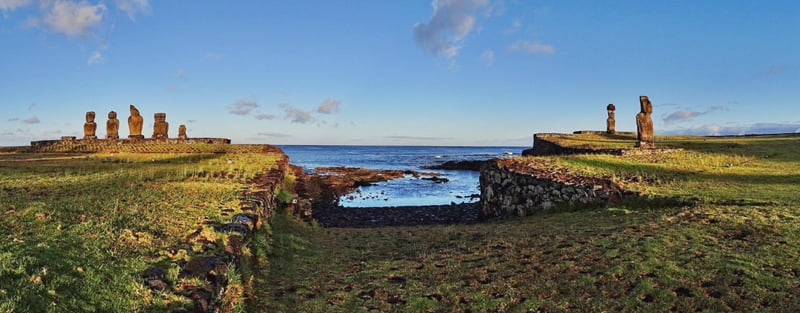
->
278, 145, 525, 207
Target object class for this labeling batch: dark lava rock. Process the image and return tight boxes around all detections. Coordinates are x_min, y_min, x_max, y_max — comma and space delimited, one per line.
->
422, 160, 487, 171
422, 176, 449, 183
179, 256, 228, 281
231, 214, 255, 230
146, 279, 170, 291
225, 235, 243, 257
183, 285, 214, 313
313, 203, 483, 228
216, 223, 249, 236
141, 266, 167, 280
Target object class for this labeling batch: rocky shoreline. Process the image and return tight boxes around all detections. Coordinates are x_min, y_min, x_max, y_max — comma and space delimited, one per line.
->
312, 203, 483, 228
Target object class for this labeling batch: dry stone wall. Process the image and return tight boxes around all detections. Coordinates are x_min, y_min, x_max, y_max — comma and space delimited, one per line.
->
480, 159, 632, 217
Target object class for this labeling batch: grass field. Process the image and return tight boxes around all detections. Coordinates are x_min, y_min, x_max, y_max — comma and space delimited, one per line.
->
257, 134, 800, 312
0, 149, 283, 312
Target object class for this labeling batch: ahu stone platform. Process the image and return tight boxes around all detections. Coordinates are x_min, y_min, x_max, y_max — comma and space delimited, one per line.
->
522, 133, 683, 156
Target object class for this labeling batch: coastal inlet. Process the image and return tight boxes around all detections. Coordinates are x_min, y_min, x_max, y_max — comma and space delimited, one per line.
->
279, 145, 523, 207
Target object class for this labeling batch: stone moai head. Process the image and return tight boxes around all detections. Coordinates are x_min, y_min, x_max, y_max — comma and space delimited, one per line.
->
154, 113, 167, 122
607, 104, 616, 112
108, 111, 117, 119
86, 111, 95, 123
130, 105, 140, 116
640, 96, 652, 114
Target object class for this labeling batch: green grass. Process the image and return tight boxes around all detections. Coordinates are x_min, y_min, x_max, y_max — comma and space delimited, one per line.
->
0, 149, 283, 312
256, 134, 800, 312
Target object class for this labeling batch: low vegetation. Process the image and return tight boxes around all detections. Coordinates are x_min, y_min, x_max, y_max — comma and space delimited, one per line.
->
0, 149, 283, 312
257, 134, 800, 312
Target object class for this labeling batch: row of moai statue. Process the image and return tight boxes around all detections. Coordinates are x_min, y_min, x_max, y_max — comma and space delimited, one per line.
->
605, 96, 654, 148
83, 105, 188, 140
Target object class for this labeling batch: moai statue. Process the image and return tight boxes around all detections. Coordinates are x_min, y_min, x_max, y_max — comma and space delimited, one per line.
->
606, 104, 616, 134
152, 113, 169, 139
83, 111, 97, 140
128, 105, 145, 139
106, 111, 119, 139
635, 96, 655, 148
178, 124, 188, 139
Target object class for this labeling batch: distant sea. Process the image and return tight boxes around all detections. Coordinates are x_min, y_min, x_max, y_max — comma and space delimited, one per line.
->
278, 145, 526, 207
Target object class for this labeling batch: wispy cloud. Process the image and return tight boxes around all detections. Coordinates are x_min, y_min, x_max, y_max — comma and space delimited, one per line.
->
385, 135, 453, 141
204, 52, 222, 60
257, 132, 291, 138
254, 113, 276, 120
277, 103, 315, 124
114, 0, 149, 20
175, 68, 187, 80
22, 116, 40, 124
284, 107, 313, 124
27, 102, 36, 111
480, 49, 494, 67
227, 98, 258, 115
662, 106, 728, 125
413, 0, 489, 59
28, 0, 108, 37
316, 98, 341, 114
0, 0, 32, 12
508, 40, 555, 55
87, 50, 103, 65
7, 117, 19, 122
663, 122, 800, 136
502, 19, 521, 36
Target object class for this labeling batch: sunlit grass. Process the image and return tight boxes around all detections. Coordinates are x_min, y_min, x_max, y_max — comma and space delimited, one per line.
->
257, 134, 800, 312
0, 149, 282, 312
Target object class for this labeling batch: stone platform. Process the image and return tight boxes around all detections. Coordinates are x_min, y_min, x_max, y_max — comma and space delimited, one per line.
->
522, 133, 683, 156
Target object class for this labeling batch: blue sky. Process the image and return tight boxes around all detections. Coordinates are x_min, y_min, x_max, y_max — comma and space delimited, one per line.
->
1, 0, 799, 146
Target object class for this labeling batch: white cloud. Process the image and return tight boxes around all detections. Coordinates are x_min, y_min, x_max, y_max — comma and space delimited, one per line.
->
257, 132, 291, 138
7, 117, 19, 121
204, 52, 222, 60
502, 19, 521, 36
509, 40, 555, 55
175, 68, 187, 80
385, 135, 453, 141
22, 116, 40, 124
32, 0, 107, 37
0, 0, 32, 12
662, 122, 800, 136
277, 102, 315, 124
87, 50, 103, 65
114, 0, 149, 20
663, 109, 702, 124
316, 98, 341, 114
227, 98, 258, 115
480, 49, 494, 67
413, 0, 489, 58
254, 113, 276, 120
662, 106, 728, 125
284, 107, 313, 124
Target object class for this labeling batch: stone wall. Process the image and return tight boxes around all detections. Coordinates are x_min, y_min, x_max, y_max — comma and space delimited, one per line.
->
480, 159, 632, 217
